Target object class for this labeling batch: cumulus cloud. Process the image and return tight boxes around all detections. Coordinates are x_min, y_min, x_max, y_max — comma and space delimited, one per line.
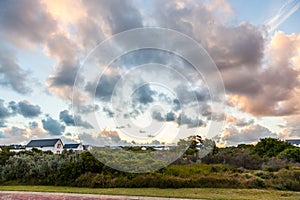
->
227, 31, 300, 117
85, 74, 121, 102
78, 129, 121, 146
1, 0, 300, 146
29, 121, 38, 129
45, 34, 82, 100
76, 104, 100, 114
166, 111, 176, 122
59, 110, 93, 129
132, 83, 156, 105
0, 46, 32, 94
4, 100, 41, 118
42, 115, 65, 136
226, 115, 254, 127
152, 110, 165, 121
83, 0, 143, 34
17, 101, 41, 118
0, 126, 28, 145
152, 110, 205, 128
0, 0, 57, 47
0, 99, 11, 127
177, 113, 205, 128
221, 124, 277, 146
102, 107, 115, 118
281, 115, 300, 138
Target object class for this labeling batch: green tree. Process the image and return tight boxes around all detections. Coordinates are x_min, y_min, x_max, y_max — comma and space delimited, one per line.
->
278, 148, 300, 163
253, 138, 294, 158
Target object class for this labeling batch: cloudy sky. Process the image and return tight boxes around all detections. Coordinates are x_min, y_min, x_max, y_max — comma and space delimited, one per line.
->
0, 0, 300, 147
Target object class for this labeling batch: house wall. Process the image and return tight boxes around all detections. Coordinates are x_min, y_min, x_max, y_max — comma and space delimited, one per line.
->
26, 146, 54, 152
25, 140, 64, 154
10, 149, 25, 153
65, 144, 84, 151
54, 140, 64, 154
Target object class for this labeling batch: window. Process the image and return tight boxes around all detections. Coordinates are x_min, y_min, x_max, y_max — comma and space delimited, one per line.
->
57, 144, 61, 148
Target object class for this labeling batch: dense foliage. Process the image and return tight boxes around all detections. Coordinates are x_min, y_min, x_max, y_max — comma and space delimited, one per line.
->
0, 137, 299, 191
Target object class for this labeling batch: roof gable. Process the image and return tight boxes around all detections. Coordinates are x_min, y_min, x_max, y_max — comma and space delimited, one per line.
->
26, 139, 61, 147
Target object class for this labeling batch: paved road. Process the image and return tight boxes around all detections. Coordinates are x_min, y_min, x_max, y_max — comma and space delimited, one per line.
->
0, 191, 201, 200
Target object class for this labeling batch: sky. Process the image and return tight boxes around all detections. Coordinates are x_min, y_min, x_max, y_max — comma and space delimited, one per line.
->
0, 0, 300, 147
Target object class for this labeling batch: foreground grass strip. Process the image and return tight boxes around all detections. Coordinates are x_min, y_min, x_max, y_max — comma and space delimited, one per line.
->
0, 186, 299, 200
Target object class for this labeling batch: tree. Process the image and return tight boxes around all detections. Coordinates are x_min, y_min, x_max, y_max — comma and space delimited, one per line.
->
253, 138, 295, 158
278, 148, 300, 163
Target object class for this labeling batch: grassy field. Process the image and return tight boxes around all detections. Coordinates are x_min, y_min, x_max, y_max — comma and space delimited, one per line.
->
0, 186, 299, 200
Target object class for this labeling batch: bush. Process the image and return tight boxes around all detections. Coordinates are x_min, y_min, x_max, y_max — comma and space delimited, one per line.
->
278, 148, 300, 163
263, 158, 287, 172
269, 169, 300, 191
253, 177, 266, 188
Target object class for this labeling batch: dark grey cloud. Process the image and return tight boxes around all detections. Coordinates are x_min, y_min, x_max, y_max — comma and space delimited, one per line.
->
166, 111, 176, 122
172, 99, 181, 111
75, 104, 100, 114
8, 101, 18, 113
152, 110, 206, 128
177, 113, 205, 128
48, 61, 80, 87
175, 84, 210, 105
222, 124, 277, 146
0, 99, 14, 127
45, 33, 84, 101
132, 84, 156, 105
29, 121, 38, 129
17, 101, 41, 118
0, 46, 31, 94
84, 0, 143, 34
86, 74, 121, 102
152, 110, 165, 121
4, 100, 41, 118
236, 119, 254, 127
102, 107, 115, 118
0, 99, 11, 119
42, 116, 65, 136
59, 110, 74, 125
0, 0, 57, 46
59, 110, 93, 129
209, 23, 264, 70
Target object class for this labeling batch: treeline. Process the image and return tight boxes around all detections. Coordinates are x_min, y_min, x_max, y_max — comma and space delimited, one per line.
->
201, 138, 300, 170
0, 138, 299, 191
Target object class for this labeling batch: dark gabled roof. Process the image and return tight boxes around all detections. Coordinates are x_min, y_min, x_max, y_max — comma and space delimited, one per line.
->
26, 139, 61, 147
286, 139, 300, 144
64, 143, 81, 149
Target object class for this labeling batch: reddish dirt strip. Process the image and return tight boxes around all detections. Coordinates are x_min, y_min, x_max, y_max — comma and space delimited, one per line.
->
0, 191, 201, 200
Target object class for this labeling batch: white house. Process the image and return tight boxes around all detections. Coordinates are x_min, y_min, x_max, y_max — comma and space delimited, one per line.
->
26, 138, 63, 154
83, 145, 93, 151
63, 143, 84, 151
286, 139, 300, 147
9, 145, 26, 153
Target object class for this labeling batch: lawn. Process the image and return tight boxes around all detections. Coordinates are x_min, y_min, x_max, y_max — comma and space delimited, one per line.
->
0, 186, 299, 200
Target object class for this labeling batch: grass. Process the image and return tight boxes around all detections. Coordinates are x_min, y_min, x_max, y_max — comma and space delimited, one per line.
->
0, 186, 299, 200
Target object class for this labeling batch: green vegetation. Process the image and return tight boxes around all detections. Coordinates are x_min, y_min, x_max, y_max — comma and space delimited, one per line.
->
0, 137, 299, 191
0, 186, 300, 200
